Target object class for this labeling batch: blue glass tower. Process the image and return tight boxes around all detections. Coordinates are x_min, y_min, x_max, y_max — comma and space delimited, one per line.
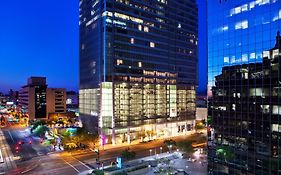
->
208, 0, 281, 174
79, 0, 198, 145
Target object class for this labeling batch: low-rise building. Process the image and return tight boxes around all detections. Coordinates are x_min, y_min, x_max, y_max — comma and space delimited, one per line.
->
47, 88, 66, 114
18, 77, 66, 120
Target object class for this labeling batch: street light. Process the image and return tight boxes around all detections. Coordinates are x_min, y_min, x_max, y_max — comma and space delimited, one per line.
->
168, 145, 172, 153
149, 149, 152, 156
160, 147, 162, 154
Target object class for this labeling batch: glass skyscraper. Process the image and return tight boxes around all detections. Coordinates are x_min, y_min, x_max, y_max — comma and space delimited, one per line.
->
208, 0, 281, 174
79, 0, 198, 145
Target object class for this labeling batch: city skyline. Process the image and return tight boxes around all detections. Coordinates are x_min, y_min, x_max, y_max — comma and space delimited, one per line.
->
0, 0, 207, 94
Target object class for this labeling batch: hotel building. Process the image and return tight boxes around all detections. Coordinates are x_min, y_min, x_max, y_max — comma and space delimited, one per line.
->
79, 0, 198, 144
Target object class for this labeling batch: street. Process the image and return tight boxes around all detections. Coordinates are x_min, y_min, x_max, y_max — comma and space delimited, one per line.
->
5, 133, 206, 175
1, 112, 208, 175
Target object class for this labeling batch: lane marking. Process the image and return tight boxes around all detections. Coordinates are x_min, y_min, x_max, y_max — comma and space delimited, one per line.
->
0, 149, 4, 163
73, 157, 91, 170
8, 130, 14, 143
62, 158, 80, 173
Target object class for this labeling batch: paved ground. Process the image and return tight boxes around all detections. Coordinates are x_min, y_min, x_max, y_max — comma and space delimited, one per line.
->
78, 151, 207, 175
141, 151, 207, 175
0, 128, 16, 174
8, 133, 206, 175
0, 111, 207, 175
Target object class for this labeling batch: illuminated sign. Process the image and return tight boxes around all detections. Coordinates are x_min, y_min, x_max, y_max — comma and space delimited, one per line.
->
6, 102, 14, 105
66, 98, 72, 105
116, 157, 122, 169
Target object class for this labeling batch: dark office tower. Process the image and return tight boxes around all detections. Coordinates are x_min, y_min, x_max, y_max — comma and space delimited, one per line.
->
19, 77, 47, 120
79, 0, 198, 145
208, 0, 281, 174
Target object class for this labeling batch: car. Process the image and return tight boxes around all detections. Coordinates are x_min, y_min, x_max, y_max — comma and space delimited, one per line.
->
18, 141, 24, 145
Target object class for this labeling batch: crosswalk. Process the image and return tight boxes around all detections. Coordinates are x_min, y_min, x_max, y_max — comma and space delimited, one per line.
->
0, 129, 16, 173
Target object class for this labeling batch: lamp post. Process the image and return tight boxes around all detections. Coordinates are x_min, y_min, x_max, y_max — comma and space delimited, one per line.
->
149, 149, 152, 156
160, 147, 163, 154
168, 145, 172, 153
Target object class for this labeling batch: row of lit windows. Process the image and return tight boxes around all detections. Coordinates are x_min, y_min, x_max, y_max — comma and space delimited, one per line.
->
217, 9, 281, 33
229, 0, 273, 17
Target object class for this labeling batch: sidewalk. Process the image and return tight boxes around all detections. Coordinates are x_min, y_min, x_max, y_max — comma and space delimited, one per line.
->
98, 131, 196, 151
59, 131, 199, 157
0, 128, 16, 174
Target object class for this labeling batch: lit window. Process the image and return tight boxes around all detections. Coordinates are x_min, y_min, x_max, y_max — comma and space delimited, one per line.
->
231, 56, 236, 63
117, 59, 123, 65
138, 62, 142, 67
250, 53, 256, 59
130, 38, 134, 44
138, 25, 142, 31
222, 25, 228, 31
224, 56, 229, 63
114, 12, 143, 23
272, 49, 279, 58
272, 124, 281, 132
242, 54, 248, 62
144, 26, 149, 32
235, 20, 248, 30
234, 7, 241, 14
150, 42, 155, 48
241, 20, 248, 29
232, 104, 236, 110
241, 4, 248, 12
263, 51, 270, 59
249, 2, 255, 9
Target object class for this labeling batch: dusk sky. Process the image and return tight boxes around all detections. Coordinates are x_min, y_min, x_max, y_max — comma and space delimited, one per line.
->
0, 0, 206, 94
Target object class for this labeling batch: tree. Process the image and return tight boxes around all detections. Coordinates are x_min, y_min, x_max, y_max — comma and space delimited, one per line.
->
121, 148, 136, 161
216, 146, 234, 161
33, 125, 49, 137
195, 122, 205, 130
164, 139, 176, 152
76, 127, 99, 148
31, 120, 46, 130
177, 140, 194, 153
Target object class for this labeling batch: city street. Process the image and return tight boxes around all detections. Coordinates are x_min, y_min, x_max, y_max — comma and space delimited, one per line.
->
0, 128, 17, 174
5, 133, 206, 174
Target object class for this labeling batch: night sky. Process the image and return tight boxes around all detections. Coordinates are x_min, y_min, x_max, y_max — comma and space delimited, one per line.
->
0, 0, 207, 94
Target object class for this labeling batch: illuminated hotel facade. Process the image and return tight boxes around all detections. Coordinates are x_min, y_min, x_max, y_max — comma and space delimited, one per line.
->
79, 0, 198, 145
208, 0, 281, 174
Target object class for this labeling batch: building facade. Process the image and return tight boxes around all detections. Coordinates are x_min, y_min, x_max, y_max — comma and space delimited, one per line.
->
18, 77, 66, 120
208, 0, 281, 174
79, 0, 198, 145
47, 88, 66, 114
66, 91, 79, 112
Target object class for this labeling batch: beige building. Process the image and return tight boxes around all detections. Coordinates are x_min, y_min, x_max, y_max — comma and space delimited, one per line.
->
46, 88, 66, 115
18, 77, 66, 120
196, 107, 207, 121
